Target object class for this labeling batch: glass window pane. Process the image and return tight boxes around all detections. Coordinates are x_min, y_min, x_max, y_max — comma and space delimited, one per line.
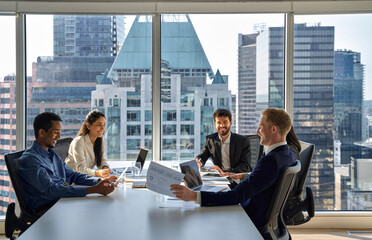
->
160, 14, 285, 160
294, 14, 372, 211
26, 14, 152, 163
0, 15, 16, 217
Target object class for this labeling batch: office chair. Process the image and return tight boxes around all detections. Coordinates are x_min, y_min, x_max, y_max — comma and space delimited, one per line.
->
5, 150, 39, 240
283, 142, 315, 225
246, 134, 264, 169
227, 134, 263, 189
53, 137, 73, 161
259, 160, 301, 240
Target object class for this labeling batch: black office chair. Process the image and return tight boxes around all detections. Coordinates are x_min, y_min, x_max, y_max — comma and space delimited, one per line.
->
54, 137, 73, 161
246, 134, 264, 169
5, 150, 39, 240
259, 160, 301, 240
227, 134, 262, 189
283, 142, 315, 225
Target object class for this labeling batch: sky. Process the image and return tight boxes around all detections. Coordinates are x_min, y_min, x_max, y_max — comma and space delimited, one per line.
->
0, 13, 371, 100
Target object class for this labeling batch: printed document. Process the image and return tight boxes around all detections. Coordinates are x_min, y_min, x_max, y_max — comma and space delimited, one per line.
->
146, 161, 185, 197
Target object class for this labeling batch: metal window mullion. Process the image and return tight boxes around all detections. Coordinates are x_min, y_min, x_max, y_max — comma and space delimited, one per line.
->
284, 12, 294, 118
152, 13, 161, 162
15, 13, 26, 151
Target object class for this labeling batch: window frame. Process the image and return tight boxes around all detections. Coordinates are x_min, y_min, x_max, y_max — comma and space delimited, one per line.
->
2, 0, 372, 229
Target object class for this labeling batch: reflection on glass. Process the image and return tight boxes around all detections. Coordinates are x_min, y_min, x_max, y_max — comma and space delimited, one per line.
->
0, 15, 16, 216
293, 15, 372, 211
26, 15, 152, 163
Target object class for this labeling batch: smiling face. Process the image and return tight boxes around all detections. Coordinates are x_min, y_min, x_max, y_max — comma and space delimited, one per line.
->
37, 120, 62, 150
87, 116, 106, 139
214, 116, 232, 137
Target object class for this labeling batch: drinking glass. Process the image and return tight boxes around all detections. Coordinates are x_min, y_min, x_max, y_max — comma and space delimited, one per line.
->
132, 161, 141, 176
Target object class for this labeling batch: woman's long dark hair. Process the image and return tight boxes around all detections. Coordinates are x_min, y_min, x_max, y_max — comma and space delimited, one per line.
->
77, 109, 105, 167
286, 126, 301, 153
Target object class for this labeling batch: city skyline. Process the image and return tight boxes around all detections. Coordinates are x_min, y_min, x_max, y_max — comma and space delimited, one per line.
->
1, 14, 371, 100
1, 13, 372, 214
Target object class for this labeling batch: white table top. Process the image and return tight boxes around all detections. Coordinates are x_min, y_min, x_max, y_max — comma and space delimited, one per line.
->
18, 185, 263, 240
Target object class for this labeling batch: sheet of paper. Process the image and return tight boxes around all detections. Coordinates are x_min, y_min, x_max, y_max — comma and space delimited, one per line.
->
146, 161, 185, 197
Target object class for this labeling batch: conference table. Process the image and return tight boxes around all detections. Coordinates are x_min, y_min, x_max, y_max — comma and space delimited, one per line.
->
17, 181, 264, 240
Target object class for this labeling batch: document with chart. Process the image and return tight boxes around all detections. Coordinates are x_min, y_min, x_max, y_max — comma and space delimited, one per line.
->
146, 161, 185, 197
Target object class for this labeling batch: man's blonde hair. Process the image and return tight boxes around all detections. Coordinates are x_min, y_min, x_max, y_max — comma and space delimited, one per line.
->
261, 108, 292, 136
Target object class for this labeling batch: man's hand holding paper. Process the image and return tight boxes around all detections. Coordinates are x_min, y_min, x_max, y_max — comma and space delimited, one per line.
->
146, 161, 184, 197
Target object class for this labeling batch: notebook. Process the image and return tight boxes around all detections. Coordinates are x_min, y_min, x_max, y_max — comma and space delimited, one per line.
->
179, 160, 227, 192
113, 147, 149, 174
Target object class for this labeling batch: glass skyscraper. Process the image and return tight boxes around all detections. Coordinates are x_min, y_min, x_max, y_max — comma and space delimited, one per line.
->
334, 50, 364, 165
238, 33, 260, 135
95, 15, 232, 161
54, 15, 124, 57
0, 15, 124, 213
246, 23, 335, 210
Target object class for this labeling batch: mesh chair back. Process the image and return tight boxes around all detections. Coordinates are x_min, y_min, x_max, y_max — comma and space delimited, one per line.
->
295, 142, 315, 198
53, 137, 73, 161
259, 160, 301, 240
246, 134, 264, 168
5, 151, 38, 222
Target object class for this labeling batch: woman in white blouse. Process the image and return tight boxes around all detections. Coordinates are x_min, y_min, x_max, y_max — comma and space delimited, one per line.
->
66, 109, 111, 177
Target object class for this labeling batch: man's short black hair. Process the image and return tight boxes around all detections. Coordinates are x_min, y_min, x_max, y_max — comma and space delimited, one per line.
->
213, 108, 232, 122
33, 112, 62, 139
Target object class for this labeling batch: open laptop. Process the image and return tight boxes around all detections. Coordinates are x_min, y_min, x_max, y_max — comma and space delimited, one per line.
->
180, 160, 227, 192
113, 147, 149, 174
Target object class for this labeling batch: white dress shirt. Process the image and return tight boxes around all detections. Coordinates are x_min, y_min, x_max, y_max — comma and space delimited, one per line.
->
263, 141, 287, 155
65, 134, 109, 176
219, 133, 231, 171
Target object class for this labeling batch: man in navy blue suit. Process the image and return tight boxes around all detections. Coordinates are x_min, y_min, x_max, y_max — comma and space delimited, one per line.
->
171, 108, 295, 228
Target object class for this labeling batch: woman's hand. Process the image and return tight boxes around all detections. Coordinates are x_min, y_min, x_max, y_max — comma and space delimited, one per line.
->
95, 168, 111, 178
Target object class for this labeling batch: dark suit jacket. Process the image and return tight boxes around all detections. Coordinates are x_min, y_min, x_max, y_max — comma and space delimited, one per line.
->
196, 132, 251, 173
200, 145, 295, 228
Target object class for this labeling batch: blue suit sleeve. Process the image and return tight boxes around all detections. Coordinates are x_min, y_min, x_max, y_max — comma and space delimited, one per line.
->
64, 161, 99, 186
19, 154, 94, 208
201, 156, 280, 206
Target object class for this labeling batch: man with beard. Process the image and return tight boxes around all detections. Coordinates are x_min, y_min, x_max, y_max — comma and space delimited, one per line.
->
18, 112, 116, 216
195, 109, 252, 173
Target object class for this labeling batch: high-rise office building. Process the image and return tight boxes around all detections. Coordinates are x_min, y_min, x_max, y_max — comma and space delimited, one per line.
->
238, 33, 260, 135
95, 15, 232, 161
334, 50, 364, 165
0, 15, 124, 213
26, 56, 115, 145
0, 75, 17, 215
255, 23, 335, 210
54, 15, 125, 57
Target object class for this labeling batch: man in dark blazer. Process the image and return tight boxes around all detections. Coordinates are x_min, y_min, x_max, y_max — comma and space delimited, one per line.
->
196, 108, 252, 173
171, 108, 296, 229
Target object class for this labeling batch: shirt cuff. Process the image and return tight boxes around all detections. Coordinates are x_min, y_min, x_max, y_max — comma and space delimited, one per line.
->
73, 186, 89, 196
196, 191, 201, 204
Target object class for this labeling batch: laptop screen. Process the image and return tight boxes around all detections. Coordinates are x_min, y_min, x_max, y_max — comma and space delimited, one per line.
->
179, 160, 203, 189
136, 147, 149, 170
